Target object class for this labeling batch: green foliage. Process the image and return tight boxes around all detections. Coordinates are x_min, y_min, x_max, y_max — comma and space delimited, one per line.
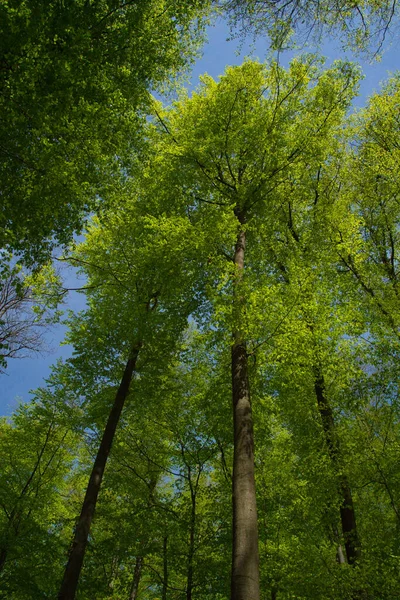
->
2, 60, 400, 600
0, 398, 79, 598
0, 0, 211, 265
221, 0, 400, 55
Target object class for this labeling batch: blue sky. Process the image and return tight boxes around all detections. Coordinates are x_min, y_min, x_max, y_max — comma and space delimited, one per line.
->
1, 17, 399, 416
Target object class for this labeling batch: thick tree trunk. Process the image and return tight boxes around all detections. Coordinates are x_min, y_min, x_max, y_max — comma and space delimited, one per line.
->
129, 556, 143, 600
162, 536, 168, 600
314, 371, 361, 565
231, 216, 260, 600
58, 342, 142, 600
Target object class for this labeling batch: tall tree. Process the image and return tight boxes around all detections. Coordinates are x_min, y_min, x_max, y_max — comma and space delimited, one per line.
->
0, 0, 211, 266
58, 342, 142, 600
56, 196, 208, 598
148, 57, 359, 599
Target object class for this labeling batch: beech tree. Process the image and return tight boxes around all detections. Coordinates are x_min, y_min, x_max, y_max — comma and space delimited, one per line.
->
145, 57, 359, 599
0, 0, 211, 266
56, 194, 210, 598
3, 58, 400, 600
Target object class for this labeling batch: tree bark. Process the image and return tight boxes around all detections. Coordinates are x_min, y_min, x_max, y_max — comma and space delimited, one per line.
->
129, 555, 143, 600
314, 371, 361, 565
186, 477, 196, 600
58, 342, 142, 600
162, 536, 168, 600
0, 548, 7, 573
231, 213, 260, 600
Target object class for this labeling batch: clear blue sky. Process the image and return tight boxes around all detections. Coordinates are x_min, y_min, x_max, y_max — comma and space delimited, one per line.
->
1, 17, 398, 416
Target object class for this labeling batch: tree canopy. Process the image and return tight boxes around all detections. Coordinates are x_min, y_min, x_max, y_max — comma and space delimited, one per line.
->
222, 0, 400, 54
2, 56, 400, 599
0, 0, 210, 265
1, 3, 400, 599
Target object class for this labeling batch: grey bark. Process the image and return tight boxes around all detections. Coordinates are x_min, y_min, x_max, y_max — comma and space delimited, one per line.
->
231, 212, 260, 600
129, 555, 143, 600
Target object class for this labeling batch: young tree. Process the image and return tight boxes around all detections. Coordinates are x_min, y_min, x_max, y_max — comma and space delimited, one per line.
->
0, 396, 78, 598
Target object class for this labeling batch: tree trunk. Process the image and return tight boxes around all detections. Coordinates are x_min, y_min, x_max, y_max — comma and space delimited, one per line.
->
231, 214, 260, 600
186, 488, 196, 600
58, 342, 142, 600
332, 525, 346, 564
314, 371, 361, 565
162, 536, 168, 600
0, 548, 7, 573
337, 543, 346, 565
129, 555, 143, 600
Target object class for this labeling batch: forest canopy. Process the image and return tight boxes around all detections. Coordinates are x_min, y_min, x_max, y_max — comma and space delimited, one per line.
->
1, 2, 400, 600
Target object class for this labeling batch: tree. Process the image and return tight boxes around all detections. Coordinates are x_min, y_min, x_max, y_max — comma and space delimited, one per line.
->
5, 55, 400, 600
0, 0, 211, 266
0, 396, 78, 598
56, 194, 209, 598
147, 57, 359, 599
221, 0, 400, 54
0, 259, 60, 372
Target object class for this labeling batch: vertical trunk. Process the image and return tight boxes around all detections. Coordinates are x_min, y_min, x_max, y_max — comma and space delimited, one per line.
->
314, 371, 361, 565
0, 548, 7, 573
337, 543, 346, 565
231, 214, 260, 600
129, 556, 143, 600
162, 536, 168, 600
186, 489, 196, 600
58, 343, 142, 600
332, 526, 346, 564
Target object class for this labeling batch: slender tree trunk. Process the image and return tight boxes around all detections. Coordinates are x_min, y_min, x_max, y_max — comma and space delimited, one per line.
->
162, 536, 168, 600
129, 556, 143, 600
332, 525, 346, 564
231, 212, 260, 600
337, 543, 346, 565
186, 488, 196, 600
0, 548, 7, 573
314, 371, 361, 565
0, 421, 57, 575
58, 342, 142, 600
